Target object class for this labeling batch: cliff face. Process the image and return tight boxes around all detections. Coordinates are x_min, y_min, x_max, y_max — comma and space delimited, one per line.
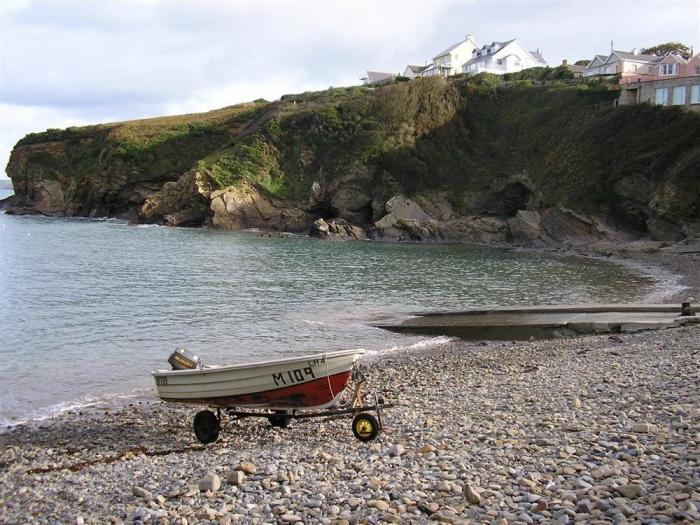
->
5, 75, 700, 246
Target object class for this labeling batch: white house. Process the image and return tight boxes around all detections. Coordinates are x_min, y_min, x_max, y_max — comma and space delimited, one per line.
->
421, 35, 479, 77
403, 64, 429, 79
583, 50, 660, 77
461, 39, 547, 75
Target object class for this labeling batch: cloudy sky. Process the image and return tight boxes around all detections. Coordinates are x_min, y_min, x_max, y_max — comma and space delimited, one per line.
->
1, 0, 699, 179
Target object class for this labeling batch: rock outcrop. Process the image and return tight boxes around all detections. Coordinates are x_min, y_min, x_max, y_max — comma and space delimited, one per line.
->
210, 181, 314, 232
139, 171, 216, 227
5, 77, 699, 247
309, 218, 368, 240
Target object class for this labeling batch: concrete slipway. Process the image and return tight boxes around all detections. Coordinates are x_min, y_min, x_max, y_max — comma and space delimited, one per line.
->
375, 304, 699, 340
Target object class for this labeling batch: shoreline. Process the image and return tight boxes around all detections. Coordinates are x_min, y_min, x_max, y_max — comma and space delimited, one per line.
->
0, 237, 693, 433
1, 231, 699, 522
1, 325, 698, 523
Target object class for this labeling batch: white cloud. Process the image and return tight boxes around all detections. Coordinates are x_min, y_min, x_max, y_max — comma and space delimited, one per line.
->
1, 0, 699, 179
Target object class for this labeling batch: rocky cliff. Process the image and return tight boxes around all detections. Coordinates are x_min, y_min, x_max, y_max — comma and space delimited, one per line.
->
5, 75, 700, 247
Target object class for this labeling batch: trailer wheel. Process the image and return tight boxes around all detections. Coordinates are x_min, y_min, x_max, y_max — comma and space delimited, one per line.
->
268, 411, 292, 428
352, 413, 379, 442
193, 410, 220, 444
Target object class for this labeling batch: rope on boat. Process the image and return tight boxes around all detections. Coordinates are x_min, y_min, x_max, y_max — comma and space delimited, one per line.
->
324, 352, 336, 402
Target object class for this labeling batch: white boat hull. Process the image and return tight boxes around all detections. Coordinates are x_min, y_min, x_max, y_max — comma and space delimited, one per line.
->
152, 349, 364, 410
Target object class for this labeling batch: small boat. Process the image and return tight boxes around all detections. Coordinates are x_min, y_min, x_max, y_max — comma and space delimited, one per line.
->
152, 348, 365, 410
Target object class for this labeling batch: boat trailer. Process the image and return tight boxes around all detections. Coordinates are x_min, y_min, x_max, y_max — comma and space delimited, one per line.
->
191, 368, 393, 444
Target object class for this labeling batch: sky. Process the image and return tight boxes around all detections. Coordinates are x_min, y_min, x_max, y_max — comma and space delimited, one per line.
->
1, 0, 699, 180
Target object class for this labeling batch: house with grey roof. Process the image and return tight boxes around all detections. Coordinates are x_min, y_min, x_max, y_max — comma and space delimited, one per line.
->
462, 39, 547, 75
403, 64, 429, 79
562, 60, 586, 77
421, 35, 479, 78
583, 50, 660, 77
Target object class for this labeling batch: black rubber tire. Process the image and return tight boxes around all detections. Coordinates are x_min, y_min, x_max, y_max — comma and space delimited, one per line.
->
352, 413, 380, 442
268, 411, 292, 428
193, 410, 220, 444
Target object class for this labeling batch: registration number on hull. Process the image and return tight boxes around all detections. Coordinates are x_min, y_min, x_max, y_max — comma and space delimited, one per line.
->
273, 363, 321, 387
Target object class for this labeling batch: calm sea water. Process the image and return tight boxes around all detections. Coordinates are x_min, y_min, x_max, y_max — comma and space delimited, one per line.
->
0, 210, 659, 427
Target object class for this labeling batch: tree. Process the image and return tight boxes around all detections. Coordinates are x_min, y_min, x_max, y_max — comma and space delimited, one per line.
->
640, 42, 691, 59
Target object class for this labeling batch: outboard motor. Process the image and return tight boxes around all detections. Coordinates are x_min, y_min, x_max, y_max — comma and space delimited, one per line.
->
168, 348, 202, 370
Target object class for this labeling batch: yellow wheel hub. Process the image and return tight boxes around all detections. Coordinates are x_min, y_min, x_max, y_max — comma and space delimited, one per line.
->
355, 419, 374, 437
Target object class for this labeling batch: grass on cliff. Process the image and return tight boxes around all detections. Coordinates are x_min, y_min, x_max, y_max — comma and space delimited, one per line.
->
11, 70, 700, 223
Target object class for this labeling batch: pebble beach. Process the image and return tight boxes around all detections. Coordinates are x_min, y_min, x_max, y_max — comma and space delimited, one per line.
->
1, 248, 699, 524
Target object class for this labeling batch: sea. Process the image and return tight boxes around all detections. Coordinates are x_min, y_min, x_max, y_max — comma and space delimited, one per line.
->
0, 193, 672, 428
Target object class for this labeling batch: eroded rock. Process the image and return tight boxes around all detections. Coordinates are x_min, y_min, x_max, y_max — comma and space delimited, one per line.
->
210, 182, 314, 232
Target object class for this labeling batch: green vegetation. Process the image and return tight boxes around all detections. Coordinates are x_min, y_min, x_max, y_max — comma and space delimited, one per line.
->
502, 66, 574, 81
9, 74, 700, 224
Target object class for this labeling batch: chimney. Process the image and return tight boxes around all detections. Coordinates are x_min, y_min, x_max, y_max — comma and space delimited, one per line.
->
466, 34, 473, 41
562, 59, 568, 66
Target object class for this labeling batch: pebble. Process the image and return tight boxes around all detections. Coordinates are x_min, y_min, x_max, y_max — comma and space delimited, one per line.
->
198, 472, 221, 493
632, 422, 655, 433
236, 462, 256, 475
1, 325, 698, 525
132, 486, 153, 502
369, 499, 390, 511
465, 484, 481, 505
388, 444, 405, 457
227, 470, 245, 486
617, 484, 647, 498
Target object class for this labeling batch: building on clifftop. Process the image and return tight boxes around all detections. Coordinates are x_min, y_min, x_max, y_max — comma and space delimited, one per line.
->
421, 34, 479, 77
402, 64, 429, 79
583, 49, 660, 77
461, 39, 547, 75
619, 53, 700, 111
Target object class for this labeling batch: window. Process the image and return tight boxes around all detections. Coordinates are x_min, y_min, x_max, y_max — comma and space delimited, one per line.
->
695, 65, 700, 76
672, 86, 686, 105
660, 63, 677, 76
691, 85, 700, 104
497, 59, 503, 65
655, 88, 668, 105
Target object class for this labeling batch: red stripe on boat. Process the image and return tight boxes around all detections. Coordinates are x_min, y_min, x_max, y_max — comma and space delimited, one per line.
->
161, 371, 352, 408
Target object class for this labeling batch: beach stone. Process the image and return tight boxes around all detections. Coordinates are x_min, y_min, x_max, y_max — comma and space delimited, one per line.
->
576, 499, 592, 514
237, 462, 256, 474
617, 484, 646, 498
368, 477, 382, 490
420, 501, 440, 513
533, 501, 548, 513
132, 486, 153, 502
389, 444, 405, 457
228, 470, 245, 486
417, 444, 436, 454
280, 514, 302, 523
370, 500, 390, 511
571, 398, 582, 409
431, 511, 457, 524
465, 484, 482, 505
632, 422, 655, 433
518, 512, 534, 524
198, 473, 221, 493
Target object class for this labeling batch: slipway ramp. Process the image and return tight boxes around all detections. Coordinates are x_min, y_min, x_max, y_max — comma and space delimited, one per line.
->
375, 304, 698, 340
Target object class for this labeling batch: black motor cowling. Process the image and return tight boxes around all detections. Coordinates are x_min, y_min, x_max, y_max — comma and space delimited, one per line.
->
168, 348, 202, 370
